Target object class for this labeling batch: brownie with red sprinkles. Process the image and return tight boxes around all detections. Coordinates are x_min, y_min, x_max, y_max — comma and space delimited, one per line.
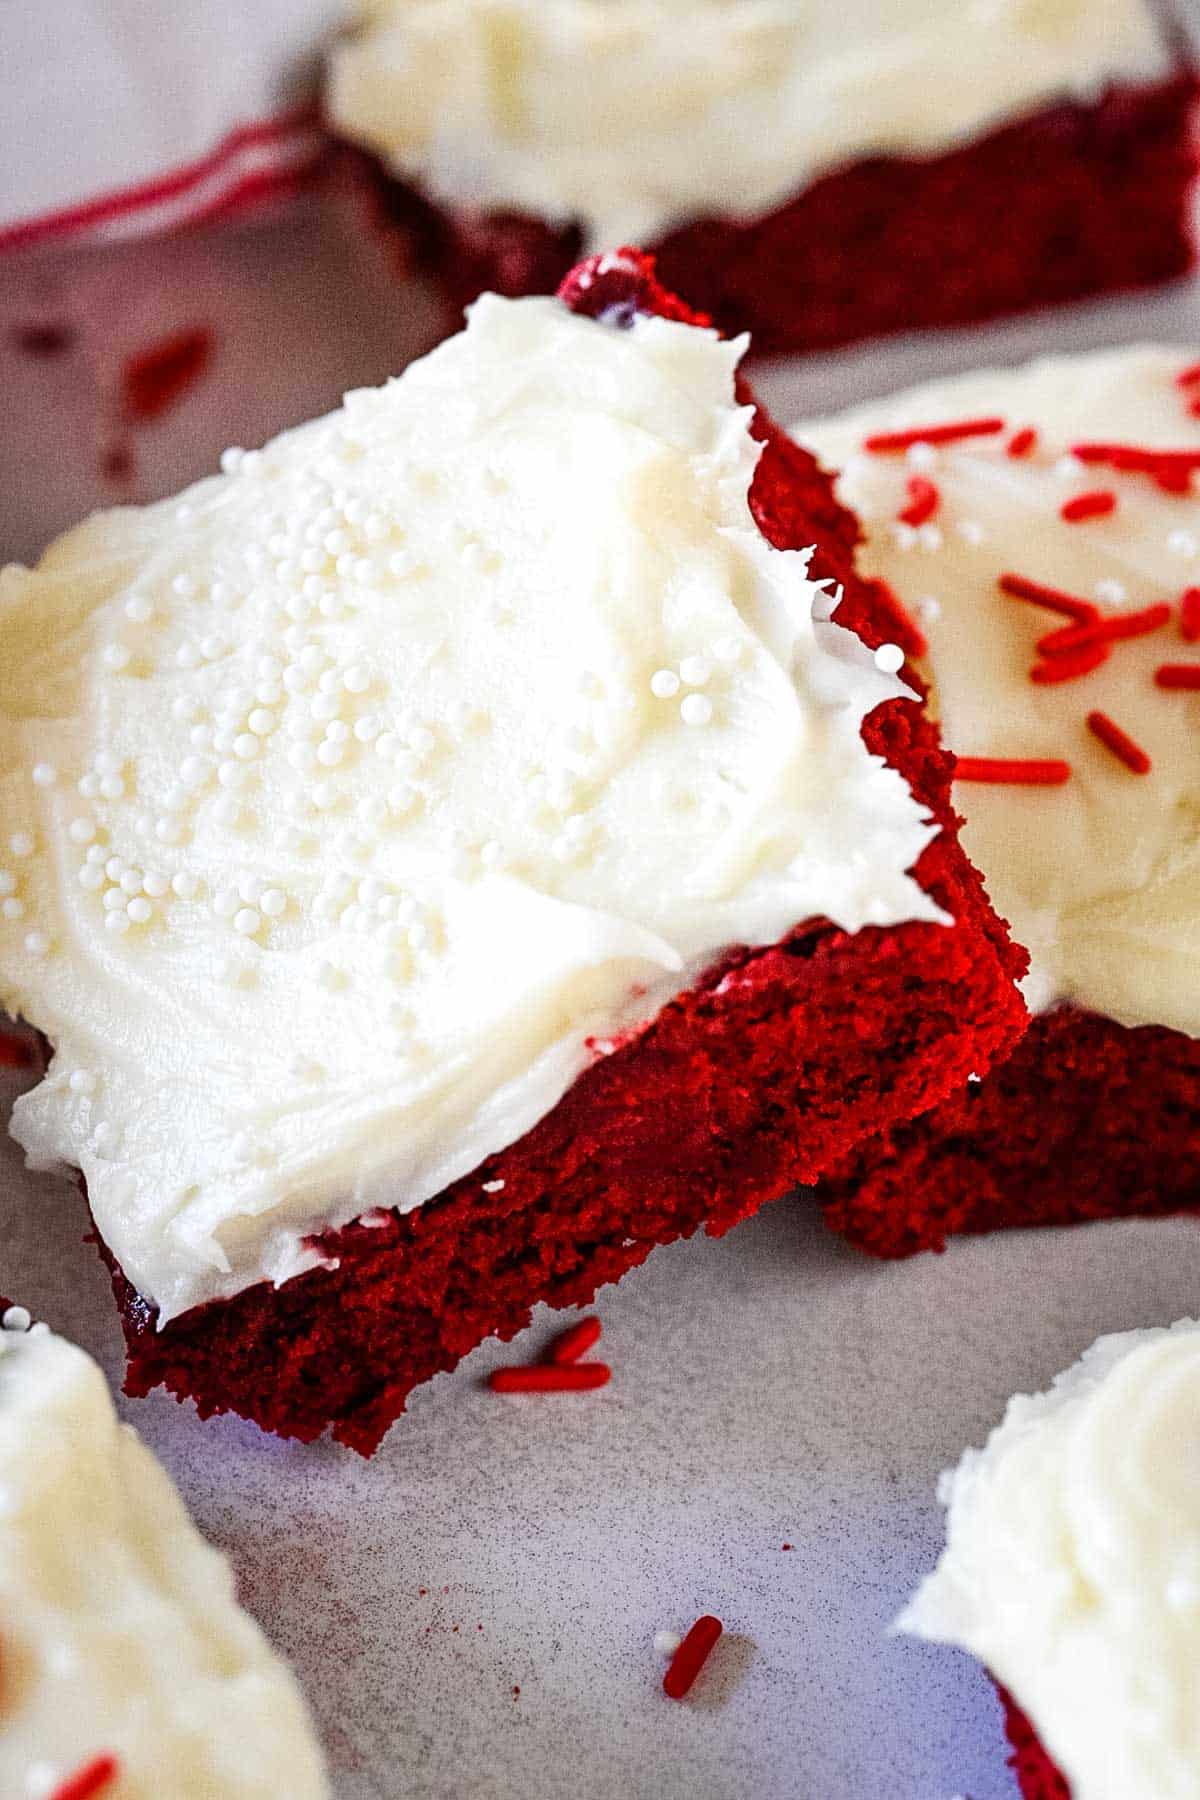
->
86, 253, 1028, 1453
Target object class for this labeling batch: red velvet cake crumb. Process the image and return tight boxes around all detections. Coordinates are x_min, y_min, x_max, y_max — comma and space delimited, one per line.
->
355, 73, 1196, 356
821, 1008, 1200, 1259
996, 1684, 1072, 1800
102, 252, 1026, 1453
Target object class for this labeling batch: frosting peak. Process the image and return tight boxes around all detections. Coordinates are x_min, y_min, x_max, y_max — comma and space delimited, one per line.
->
0, 294, 939, 1320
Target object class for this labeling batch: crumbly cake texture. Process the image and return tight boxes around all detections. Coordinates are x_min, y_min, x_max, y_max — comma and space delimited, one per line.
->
795, 346, 1200, 1259
998, 1687, 1072, 1800
354, 71, 1196, 356
105, 252, 1025, 1453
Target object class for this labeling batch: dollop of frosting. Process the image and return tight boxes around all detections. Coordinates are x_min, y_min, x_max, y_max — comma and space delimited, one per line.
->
328, 0, 1167, 250
0, 293, 940, 1320
0, 1311, 328, 1797
794, 345, 1200, 1038
899, 1319, 1200, 1800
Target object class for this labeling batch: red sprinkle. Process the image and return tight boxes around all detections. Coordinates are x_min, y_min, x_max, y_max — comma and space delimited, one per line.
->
1189, 397, 1200, 420
1029, 643, 1110, 684
1060, 489, 1117, 524
488, 1363, 611, 1392
1086, 711, 1151, 775
954, 757, 1071, 786
1155, 663, 1200, 690
1037, 602, 1173, 657
897, 475, 940, 526
864, 416, 1005, 453
1181, 588, 1200, 641
50, 1756, 121, 1800
663, 1616, 724, 1700
1072, 442, 1200, 493
547, 1317, 602, 1365
121, 327, 213, 423
1007, 426, 1038, 458
998, 573, 1099, 626
1175, 361, 1200, 388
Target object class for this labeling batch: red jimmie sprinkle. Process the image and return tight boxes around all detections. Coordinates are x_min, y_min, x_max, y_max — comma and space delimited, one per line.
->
897, 475, 940, 526
863, 416, 1005, 453
488, 1363, 611, 1392
547, 1316, 602, 1365
50, 1756, 121, 1800
121, 327, 213, 423
1086, 711, 1151, 775
954, 757, 1071, 786
1155, 663, 1200, 690
998, 573, 1099, 625
1181, 588, 1200, 641
1071, 443, 1200, 493
1175, 361, 1200, 388
1007, 426, 1038, 458
1037, 602, 1173, 657
1060, 489, 1117, 524
662, 1616, 724, 1699
1029, 643, 1110, 684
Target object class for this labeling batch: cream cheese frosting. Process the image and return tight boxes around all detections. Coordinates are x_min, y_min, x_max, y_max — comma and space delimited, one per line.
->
899, 1319, 1200, 1800
0, 1309, 328, 1798
328, 0, 1169, 250
793, 346, 1200, 1038
0, 292, 942, 1321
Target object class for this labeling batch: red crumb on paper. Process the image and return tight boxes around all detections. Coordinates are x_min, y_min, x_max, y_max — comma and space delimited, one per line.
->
121, 327, 214, 422
663, 1616, 724, 1699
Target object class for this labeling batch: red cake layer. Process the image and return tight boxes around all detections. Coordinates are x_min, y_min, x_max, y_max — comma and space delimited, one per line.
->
996, 1684, 1072, 1800
354, 72, 1196, 356
821, 1007, 1200, 1259
104, 252, 1026, 1453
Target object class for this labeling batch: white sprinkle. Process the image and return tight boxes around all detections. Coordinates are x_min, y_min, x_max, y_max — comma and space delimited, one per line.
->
78, 772, 100, 800
955, 519, 985, 546
247, 708, 275, 736
234, 908, 261, 936
874, 642, 905, 675
2, 898, 25, 922
172, 572, 197, 597
915, 596, 942, 625
30, 763, 57, 788
650, 669, 680, 699
124, 594, 154, 624
679, 655, 712, 688
712, 635, 743, 664
101, 642, 131, 672
102, 888, 125, 911
891, 522, 918, 551
200, 634, 226, 661
2, 1306, 31, 1332
481, 1179, 506, 1194
388, 784, 417, 815
23, 931, 48, 957
9, 833, 34, 859
220, 447, 244, 474
904, 441, 938, 472
237, 874, 263, 905
311, 781, 338, 811
213, 886, 240, 919
316, 740, 345, 768
1168, 530, 1198, 558
680, 694, 713, 727
126, 897, 153, 924
0, 871, 12, 895
917, 524, 943, 552
1054, 455, 1086, 480
233, 733, 259, 761
171, 871, 200, 900
218, 761, 245, 790
78, 864, 104, 891
354, 713, 381, 743
69, 1070, 97, 1095
1095, 579, 1127, 606
142, 870, 168, 898
67, 818, 95, 845
260, 887, 287, 918
654, 1631, 682, 1657
98, 775, 125, 801
119, 868, 143, 896
85, 845, 106, 864
105, 910, 131, 934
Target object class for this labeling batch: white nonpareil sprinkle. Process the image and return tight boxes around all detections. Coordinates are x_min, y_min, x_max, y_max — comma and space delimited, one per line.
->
1094, 579, 1127, 606
680, 694, 713, 727
679, 655, 712, 688
654, 1631, 682, 1657
1, 1305, 31, 1332
904, 441, 938, 472
1168, 530, 1198, 558
30, 764, 57, 788
874, 642, 905, 675
650, 669, 680, 699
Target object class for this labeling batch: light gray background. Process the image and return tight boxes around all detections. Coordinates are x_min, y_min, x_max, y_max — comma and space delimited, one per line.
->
3, 194, 1200, 1799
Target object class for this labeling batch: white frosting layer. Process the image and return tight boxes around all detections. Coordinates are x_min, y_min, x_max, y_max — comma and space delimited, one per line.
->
0, 1314, 328, 1798
0, 293, 941, 1320
794, 346, 1200, 1037
899, 1320, 1200, 1800
328, 0, 1168, 250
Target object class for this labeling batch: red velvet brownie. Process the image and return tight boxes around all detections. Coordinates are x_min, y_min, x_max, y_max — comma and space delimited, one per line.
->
898, 1322, 1200, 1800
0, 252, 1023, 1453
327, 1, 1196, 355
794, 347, 1200, 1258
